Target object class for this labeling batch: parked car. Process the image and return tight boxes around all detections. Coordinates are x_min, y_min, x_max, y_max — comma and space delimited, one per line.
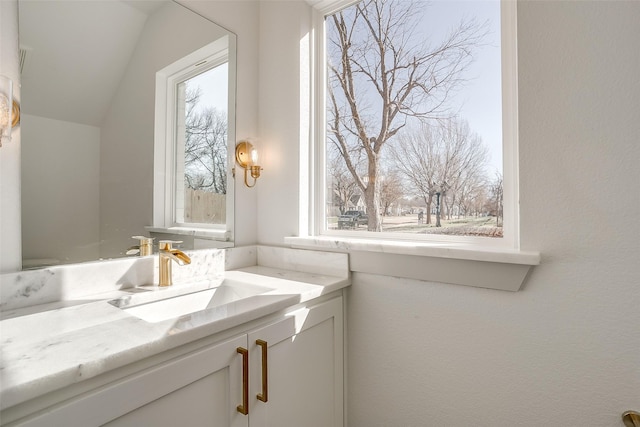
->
338, 210, 368, 229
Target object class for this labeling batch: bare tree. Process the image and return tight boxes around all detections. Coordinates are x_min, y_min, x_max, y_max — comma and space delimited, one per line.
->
327, 0, 487, 231
184, 88, 228, 194
379, 170, 404, 216
489, 172, 503, 226
389, 123, 439, 224
390, 118, 489, 225
455, 176, 487, 218
329, 154, 360, 214
438, 119, 489, 220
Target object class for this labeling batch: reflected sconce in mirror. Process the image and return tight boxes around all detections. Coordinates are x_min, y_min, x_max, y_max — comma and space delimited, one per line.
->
235, 140, 262, 188
0, 75, 20, 148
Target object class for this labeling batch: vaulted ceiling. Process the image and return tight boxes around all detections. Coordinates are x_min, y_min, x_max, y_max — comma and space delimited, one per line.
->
19, 0, 164, 126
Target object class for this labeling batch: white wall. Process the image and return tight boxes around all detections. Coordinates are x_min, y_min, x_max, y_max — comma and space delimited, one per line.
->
256, 1, 640, 426
21, 115, 100, 265
257, 1, 312, 245
0, 0, 21, 272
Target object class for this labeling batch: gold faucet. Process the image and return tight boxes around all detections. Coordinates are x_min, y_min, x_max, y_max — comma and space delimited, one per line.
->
158, 240, 191, 287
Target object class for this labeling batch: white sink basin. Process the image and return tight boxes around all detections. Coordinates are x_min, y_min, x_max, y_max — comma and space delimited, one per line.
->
108, 280, 274, 323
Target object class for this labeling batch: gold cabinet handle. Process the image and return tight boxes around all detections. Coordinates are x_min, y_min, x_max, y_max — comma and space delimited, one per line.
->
237, 347, 249, 415
256, 340, 268, 402
623, 411, 640, 427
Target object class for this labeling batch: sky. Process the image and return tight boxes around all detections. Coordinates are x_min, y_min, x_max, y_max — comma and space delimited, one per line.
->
425, 0, 503, 175
329, 0, 503, 175
185, 62, 229, 114
182, 63, 229, 186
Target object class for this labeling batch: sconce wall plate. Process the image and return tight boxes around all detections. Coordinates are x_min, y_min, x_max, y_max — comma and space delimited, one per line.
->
12, 100, 20, 127
235, 140, 261, 188
235, 141, 253, 167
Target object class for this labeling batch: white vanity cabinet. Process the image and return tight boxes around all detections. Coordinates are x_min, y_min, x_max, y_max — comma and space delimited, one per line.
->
6, 296, 344, 427
247, 296, 344, 427
104, 334, 247, 427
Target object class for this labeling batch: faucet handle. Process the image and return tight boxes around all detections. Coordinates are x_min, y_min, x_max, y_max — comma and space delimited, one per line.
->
159, 240, 183, 251
128, 236, 154, 256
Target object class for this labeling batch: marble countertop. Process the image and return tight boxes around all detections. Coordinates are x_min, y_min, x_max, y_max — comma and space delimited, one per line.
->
0, 264, 349, 411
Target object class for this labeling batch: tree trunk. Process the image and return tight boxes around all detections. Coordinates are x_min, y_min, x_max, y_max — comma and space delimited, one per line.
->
363, 160, 381, 231
425, 194, 433, 225
365, 183, 382, 231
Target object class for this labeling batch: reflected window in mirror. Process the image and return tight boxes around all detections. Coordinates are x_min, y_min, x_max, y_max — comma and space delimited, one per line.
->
175, 60, 228, 225
153, 36, 235, 244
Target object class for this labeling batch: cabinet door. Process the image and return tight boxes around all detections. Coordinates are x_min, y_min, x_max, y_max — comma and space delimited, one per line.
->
248, 297, 344, 427
13, 335, 249, 427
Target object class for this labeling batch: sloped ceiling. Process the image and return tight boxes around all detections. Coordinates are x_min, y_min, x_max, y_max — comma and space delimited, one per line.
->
19, 0, 164, 127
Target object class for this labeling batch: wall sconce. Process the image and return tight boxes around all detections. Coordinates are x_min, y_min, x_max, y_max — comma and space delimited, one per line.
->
235, 140, 262, 187
0, 75, 20, 148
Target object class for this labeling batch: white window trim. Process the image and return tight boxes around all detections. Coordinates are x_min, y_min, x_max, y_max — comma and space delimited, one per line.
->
152, 36, 235, 243
289, 0, 539, 291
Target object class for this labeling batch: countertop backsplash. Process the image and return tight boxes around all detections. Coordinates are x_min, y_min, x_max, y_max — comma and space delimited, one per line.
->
0, 249, 225, 313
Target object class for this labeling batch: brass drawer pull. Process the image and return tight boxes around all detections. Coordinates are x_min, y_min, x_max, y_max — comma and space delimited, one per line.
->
237, 347, 249, 415
256, 339, 268, 402
623, 411, 640, 427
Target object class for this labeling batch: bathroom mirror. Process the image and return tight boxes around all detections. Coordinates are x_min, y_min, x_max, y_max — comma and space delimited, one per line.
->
19, 0, 236, 269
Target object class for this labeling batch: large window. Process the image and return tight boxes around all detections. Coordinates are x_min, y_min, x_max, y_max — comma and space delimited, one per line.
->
319, 0, 517, 247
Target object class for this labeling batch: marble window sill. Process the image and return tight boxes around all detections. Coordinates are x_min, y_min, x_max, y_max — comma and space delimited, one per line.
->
145, 226, 232, 244
284, 236, 540, 292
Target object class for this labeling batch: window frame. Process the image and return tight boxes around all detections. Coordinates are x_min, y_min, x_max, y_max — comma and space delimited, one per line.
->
309, 0, 520, 251
152, 36, 235, 243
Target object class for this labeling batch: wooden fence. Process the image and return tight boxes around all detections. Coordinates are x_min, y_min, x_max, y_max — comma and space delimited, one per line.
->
184, 189, 226, 224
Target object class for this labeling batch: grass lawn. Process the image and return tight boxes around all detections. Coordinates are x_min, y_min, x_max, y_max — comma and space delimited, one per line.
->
327, 214, 502, 237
